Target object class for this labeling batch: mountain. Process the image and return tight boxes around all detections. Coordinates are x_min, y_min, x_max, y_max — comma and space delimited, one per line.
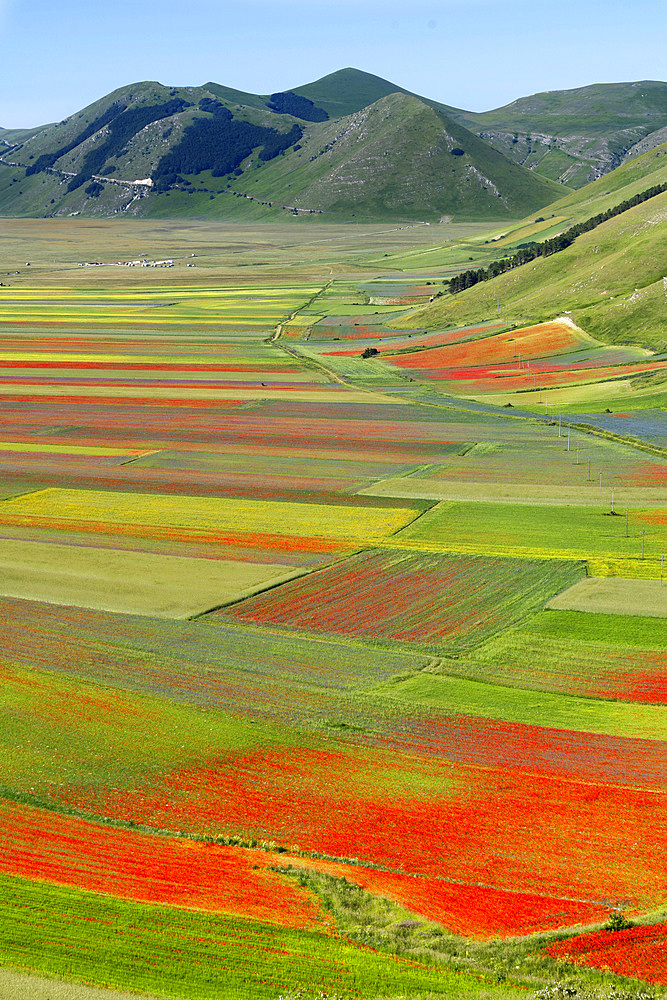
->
292, 72, 667, 189
209, 92, 565, 221
2, 70, 664, 221
452, 81, 667, 187
0, 73, 564, 222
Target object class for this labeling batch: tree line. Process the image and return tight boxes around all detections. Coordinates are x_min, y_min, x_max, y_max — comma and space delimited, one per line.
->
153, 101, 302, 190
25, 101, 128, 177
449, 181, 667, 294
267, 91, 328, 122
66, 98, 189, 192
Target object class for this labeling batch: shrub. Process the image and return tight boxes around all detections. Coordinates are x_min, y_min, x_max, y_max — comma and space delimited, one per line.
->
604, 911, 633, 932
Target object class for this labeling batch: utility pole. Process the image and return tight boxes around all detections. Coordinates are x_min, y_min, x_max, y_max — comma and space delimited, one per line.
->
599, 472, 602, 493
587, 458, 591, 482
611, 487, 615, 514
558, 413, 562, 438
567, 425, 571, 452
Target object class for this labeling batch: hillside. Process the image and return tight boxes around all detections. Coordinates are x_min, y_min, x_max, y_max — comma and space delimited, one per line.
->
290, 72, 667, 189
454, 81, 667, 187
0, 80, 311, 220
202, 93, 564, 222
353, 141, 667, 276
533, 141, 667, 222
0, 77, 563, 223
477, 140, 667, 250
2, 69, 666, 221
406, 187, 667, 351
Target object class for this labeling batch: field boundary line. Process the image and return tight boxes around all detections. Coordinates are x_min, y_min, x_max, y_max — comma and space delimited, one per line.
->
272, 279, 332, 342
118, 450, 162, 466
190, 547, 364, 620
568, 420, 667, 459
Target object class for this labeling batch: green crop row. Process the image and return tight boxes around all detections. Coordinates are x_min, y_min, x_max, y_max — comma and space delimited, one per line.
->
0, 874, 518, 999
379, 672, 667, 742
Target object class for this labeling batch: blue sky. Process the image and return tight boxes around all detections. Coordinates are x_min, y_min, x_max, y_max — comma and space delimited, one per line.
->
2, 0, 666, 127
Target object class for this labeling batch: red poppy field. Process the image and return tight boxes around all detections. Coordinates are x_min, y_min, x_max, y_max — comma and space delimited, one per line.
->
0, 220, 665, 998
0, 799, 323, 927
548, 922, 667, 984
59, 746, 665, 910
219, 548, 583, 648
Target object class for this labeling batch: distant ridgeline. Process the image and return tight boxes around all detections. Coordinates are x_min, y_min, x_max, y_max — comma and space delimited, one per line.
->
266, 91, 329, 122
153, 98, 303, 192
449, 181, 667, 293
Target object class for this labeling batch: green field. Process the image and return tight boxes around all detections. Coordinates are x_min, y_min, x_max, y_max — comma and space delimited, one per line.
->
390, 499, 667, 577
0, 875, 520, 1000
378, 671, 667, 742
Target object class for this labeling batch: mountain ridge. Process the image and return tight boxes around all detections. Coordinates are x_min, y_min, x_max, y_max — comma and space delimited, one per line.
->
1, 69, 664, 222
289, 72, 667, 186
0, 75, 563, 222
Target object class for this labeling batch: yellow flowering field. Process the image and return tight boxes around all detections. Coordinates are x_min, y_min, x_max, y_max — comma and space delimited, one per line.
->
0, 284, 321, 329
1, 488, 418, 544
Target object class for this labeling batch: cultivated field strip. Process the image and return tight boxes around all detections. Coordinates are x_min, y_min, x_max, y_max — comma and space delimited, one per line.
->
388, 499, 667, 577
218, 548, 583, 649
1, 488, 419, 544
449, 610, 667, 704
0, 539, 306, 618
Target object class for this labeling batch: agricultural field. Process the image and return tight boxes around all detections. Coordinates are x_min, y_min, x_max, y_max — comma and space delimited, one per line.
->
0, 216, 665, 1000
218, 549, 583, 650
548, 920, 667, 984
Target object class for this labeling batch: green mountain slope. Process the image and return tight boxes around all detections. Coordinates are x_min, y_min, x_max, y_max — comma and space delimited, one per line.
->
3, 70, 664, 221
453, 81, 667, 188
536, 142, 667, 222
408, 187, 667, 350
197, 92, 564, 221
0, 80, 311, 220
201, 82, 270, 111
293, 72, 667, 190
482, 141, 667, 253
461, 81, 667, 134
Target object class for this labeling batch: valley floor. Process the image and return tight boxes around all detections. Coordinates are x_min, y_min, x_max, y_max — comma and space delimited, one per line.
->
0, 218, 664, 1000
